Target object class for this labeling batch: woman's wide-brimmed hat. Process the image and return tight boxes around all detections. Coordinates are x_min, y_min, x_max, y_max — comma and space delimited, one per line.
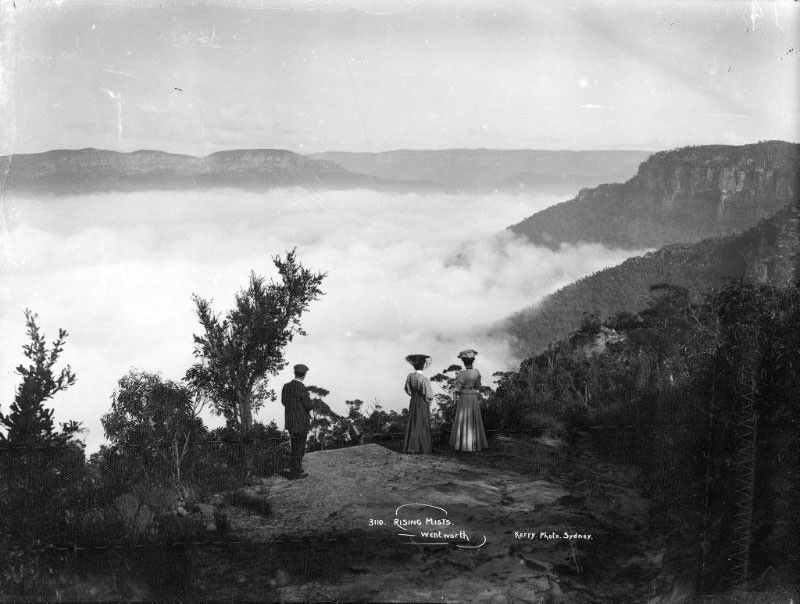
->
457, 349, 478, 360
405, 354, 432, 369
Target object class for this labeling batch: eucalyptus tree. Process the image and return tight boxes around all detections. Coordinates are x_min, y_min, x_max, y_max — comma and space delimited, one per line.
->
186, 250, 325, 478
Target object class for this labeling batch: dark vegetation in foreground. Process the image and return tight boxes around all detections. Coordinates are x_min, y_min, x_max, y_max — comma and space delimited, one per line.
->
1, 272, 798, 600
509, 281, 800, 595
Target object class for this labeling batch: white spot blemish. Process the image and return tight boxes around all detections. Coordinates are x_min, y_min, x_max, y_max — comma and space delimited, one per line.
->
750, 1, 763, 32
102, 88, 123, 141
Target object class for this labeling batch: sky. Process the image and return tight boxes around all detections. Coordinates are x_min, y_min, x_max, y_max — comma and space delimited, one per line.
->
0, 0, 798, 155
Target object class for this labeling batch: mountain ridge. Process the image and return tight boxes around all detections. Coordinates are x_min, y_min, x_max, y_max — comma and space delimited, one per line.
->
505, 202, 800, 356
1, 146, 655, 196
0, 147, 445, 195
310, 149, 651, 193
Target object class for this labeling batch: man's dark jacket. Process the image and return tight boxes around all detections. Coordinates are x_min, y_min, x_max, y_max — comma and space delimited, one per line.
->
281, 379, 313, 434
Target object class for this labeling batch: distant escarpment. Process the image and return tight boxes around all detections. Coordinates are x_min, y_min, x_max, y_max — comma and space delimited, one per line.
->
509, 141, 799, 249
0, 148, 443, 195
311, 149, 650, 194
506, 203, 800, 356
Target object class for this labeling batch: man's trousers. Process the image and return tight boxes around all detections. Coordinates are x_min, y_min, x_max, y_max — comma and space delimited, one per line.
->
289, 432, 307, 477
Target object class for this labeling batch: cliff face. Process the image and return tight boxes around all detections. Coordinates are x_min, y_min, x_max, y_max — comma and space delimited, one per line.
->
633, 143, 797, 234
505, 203, 800, 356
510, 141, 799, 250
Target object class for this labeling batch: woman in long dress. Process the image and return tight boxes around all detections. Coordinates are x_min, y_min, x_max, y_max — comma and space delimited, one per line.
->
402, 354, 433, 454
449, 349, 488, 452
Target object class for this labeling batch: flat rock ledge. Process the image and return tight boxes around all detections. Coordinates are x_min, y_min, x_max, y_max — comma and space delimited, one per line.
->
233, 443, 568, 540
215, 443, 643, 603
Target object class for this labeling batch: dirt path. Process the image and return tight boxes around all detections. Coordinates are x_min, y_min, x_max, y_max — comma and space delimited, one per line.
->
188, 438, 671, 603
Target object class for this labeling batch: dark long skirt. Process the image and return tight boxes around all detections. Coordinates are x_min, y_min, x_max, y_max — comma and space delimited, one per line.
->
403, 395, 432, 453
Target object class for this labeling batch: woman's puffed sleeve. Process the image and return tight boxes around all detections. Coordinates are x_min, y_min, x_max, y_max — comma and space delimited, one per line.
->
423, 377, 433, 402
453, 371, 465, 395
475, 370, 482, 389
404, 374, 413, 396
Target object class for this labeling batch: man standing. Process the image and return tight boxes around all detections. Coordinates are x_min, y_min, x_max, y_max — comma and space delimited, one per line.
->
281, 363, 313, 479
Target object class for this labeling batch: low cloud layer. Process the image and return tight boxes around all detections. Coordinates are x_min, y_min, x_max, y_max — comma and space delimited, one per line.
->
0, 188, 637, 450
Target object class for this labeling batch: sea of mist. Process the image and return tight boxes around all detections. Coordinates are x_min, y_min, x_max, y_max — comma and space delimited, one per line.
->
0, 188, 639, 451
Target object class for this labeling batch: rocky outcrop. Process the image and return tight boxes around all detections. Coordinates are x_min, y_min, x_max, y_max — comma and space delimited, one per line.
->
510, 141, 799, 249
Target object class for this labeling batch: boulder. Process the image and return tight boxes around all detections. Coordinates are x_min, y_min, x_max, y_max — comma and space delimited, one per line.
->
195, 503, 217, 532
